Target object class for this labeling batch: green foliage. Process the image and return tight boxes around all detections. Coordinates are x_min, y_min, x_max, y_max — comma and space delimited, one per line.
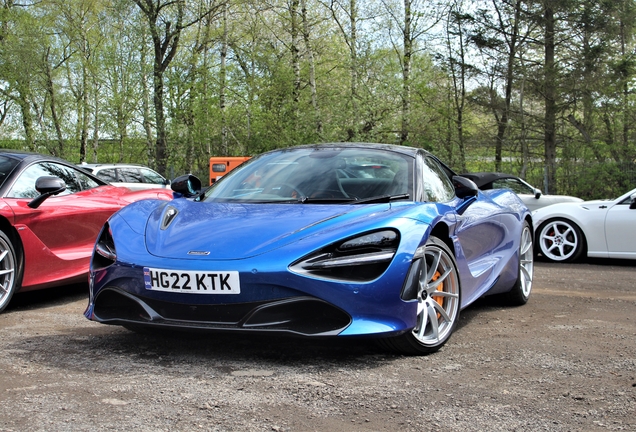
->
0, 0, 633, 197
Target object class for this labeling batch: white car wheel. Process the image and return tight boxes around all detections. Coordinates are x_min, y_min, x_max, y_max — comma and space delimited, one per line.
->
537, 218, 585, 263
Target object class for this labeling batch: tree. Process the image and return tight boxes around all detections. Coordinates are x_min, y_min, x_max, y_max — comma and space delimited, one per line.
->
323, 0, 360, 140
381, 0, 443, 145
133, 0, 220, 175
442, 0, 472, 172
471, 0, 533, 172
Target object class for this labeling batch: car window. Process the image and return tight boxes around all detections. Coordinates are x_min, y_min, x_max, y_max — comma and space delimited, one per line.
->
212, 163, 227, 173
120, 168, 143, 183
140, 167, 165, 184
421, 157, 455, 202
96, 169, 118, 183
618, 193, 636, 205
205, 147, 412, 202
6, 162, 95, 198
0, 156, 20, 189
76, 170, 100, 190
492, 178, 535, 194
339, 165, 395, 179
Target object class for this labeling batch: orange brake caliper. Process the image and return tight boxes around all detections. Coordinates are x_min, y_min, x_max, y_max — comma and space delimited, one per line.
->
431, 270, 444, 318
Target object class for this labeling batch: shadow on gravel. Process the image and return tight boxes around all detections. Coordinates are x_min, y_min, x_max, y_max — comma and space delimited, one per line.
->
584, 257, 636, 267
6, 328, 400, 377
535, 254, 636, 267
6, 283, 88, 312
4, 291, 515, 378
453, 293, 518, 333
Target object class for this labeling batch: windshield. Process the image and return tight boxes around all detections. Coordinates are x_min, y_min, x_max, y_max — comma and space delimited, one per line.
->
203, 147, 413, 203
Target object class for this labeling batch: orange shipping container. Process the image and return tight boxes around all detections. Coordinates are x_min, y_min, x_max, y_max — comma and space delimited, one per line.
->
209, 156, 251, 185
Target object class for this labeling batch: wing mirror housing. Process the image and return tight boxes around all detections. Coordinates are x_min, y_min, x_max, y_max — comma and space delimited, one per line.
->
171, 174, 202, 198
28, 176, 67, 209
452, 176, 479, 199
534, 188, 542, 199
629, 193, 636, 210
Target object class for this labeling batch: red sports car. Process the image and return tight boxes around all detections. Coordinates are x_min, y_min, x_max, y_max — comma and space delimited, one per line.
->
0, 149, 173, 312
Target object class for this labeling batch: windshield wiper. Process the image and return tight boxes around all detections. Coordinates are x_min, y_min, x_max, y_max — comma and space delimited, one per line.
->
351, 194, 410, 204
297, 197, 355, 204
213, 194, 410, 204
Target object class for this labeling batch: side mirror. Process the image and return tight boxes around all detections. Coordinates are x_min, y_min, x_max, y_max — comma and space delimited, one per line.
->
171, 174, 202, 198
28, 176, 67, 209
534, 188, 542, 199
629, 193, 636, 210
452, 175, 479, 199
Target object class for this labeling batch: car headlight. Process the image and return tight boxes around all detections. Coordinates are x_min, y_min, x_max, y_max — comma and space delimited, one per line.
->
91, 223, 117, 271
289, 229, 399, 282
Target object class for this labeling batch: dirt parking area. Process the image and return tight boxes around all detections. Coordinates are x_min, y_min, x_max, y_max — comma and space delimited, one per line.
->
1, 260, 635, 431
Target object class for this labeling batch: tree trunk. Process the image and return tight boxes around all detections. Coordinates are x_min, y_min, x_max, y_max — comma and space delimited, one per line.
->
543, 3, 558, 194
152, 67, 168, 175
301, 0, 322, 136
43, 47, 65, 156
349, 0, 358, 140
140, 42, 154, 167
134, 0, 186, 176
16, 84, 35, 151
290, 0, 301, 127
220, 2, 228, 154
447, 5, 467, 173
400, 0, 412, 145
493, 0, 521, 172
79, 59, 89, 163
92, 87, 100, 163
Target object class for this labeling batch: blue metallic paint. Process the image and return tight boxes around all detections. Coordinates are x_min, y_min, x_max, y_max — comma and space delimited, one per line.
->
87, 195, 527, 337
85, 144, 531, 345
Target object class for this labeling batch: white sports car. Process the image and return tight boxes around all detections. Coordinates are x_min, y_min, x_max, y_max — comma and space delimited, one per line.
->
461, 172, 582, 211
532, 188, 636, 262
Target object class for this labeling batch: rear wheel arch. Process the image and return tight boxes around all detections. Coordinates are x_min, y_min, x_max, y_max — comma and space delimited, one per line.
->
0, 218, 23, 312
0, 217, 25, 287
524, 215, 534, 234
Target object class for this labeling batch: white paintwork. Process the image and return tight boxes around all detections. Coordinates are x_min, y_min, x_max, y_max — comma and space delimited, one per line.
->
518, 193, 583, 212
483, 175, 583, 211
79, 163, 170, 191
532, 188, 636, 260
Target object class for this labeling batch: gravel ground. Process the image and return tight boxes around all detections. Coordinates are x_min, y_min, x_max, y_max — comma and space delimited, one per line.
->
1, 259, 634, 431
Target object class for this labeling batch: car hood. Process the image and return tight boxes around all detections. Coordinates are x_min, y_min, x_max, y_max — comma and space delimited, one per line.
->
145, 200, 402, 260
531, 197, 614, 220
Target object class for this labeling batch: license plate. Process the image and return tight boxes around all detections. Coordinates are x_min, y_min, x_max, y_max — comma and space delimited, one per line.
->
143, 267, 240, 294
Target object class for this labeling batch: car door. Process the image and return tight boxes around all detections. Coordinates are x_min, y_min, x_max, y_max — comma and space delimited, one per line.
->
604, 195, 636, 259
94, 168, 118, 184
4, 161, 123, 286
422, 157, 504, 306
117, 167, 146, 191
491, 177, 540, 210
140, 167, 168, 186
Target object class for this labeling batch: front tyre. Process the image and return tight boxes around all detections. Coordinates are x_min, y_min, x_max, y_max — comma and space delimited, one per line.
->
0, 230, 18, 313
537, 218, 585, 262
504, 221, 534, 305
381, 236, 460, 355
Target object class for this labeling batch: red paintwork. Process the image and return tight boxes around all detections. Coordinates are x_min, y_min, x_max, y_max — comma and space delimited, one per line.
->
1, 185, 172, 292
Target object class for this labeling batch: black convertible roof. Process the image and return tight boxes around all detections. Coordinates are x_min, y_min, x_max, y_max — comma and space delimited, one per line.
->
0, 148, 39, 160
460, 172, 518, 188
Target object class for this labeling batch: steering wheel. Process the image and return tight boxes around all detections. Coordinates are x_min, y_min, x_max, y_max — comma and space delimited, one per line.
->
265, 183, 306, 199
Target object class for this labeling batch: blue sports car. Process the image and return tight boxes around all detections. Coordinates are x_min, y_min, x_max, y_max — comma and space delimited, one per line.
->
85, 143, 534, 354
